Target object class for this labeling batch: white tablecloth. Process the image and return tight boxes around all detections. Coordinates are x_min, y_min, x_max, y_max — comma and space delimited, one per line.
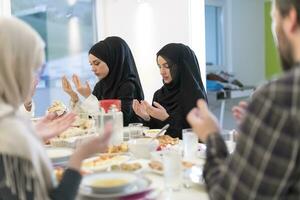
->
145, 172, 209, 200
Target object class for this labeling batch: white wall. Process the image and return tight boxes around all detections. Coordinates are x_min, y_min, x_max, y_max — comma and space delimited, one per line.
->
0, 0, 11, 16
99, 0, 206, 102
228, 0, 265, 86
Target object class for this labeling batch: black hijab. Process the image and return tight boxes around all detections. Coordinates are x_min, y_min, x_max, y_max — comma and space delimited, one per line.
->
89, 36, 144, 100
156, 43, 207, 119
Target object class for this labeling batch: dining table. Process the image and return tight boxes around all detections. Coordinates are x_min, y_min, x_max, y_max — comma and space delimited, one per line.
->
45, 124, 236, 200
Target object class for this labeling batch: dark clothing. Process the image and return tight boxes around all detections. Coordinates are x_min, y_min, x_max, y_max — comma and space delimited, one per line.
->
204, 67, 300, 199
146, 90, 189, 139
0, 154, 82, 200
146, 43, 207, 138
89, 36, 144, 126
93, 80, 142, 126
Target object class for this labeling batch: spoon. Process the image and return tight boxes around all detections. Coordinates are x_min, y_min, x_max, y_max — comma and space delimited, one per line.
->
150, 124, 170, 142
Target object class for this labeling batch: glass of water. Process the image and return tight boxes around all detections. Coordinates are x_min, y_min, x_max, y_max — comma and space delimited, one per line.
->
128, 123, 143, 140
90, 111, 104, 135
163, 150, 182, 191
182, 129, 198, 160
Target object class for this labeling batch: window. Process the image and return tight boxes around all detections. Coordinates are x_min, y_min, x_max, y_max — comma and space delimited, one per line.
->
11, 0, 97, 116
205, 0, 225, 70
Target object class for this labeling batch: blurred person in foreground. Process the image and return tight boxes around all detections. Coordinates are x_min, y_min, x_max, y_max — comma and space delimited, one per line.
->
187, 0, 300, 199
0, 17, 111, 200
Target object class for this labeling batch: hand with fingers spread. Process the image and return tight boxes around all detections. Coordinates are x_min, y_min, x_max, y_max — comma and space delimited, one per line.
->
187, 99, 220, 143
142, 100, 169, 121
132, 99, 150, 121
232, 101, 248, 124
62, 76, 79, 103
35, 112, 77, 141
68, 123, 112, 171
72, 74, 91, 98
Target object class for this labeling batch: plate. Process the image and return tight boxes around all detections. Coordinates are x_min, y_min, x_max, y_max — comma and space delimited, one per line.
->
81, 172, 139, 194
50, 134, 96, 148
46, 147, 73, 165
147, 160, 199, 176
143, 129, 165, 138
81, 154, 131, 172
79, 175, 152, 199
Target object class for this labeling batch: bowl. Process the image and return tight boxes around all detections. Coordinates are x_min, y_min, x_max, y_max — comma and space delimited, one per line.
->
128, 138, 159, 159
46, 147, 73, 164
81, 172, 138, 194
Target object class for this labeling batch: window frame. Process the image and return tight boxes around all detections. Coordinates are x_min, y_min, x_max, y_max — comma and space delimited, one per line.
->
205, 0, 227, 72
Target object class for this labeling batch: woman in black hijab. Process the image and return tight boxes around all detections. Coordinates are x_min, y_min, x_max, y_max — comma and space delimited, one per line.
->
62, 36, 144, 126
133, 43, 207, 138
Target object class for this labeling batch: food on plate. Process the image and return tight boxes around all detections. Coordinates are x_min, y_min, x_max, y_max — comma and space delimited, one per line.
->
111, 162, 142, 172
148, 160, 195, 172
90, 179, 128, 188
148, 160, 163, 171
82, 154, 130, 171
182, 161, 195, 169
157, 135, 179, 147
72, 117, 92, 130
107, 143, 128, 153
58, 127, 86, 139
143, 129, 165, 137
47, 101, 67, 116
82, 154, 115, 168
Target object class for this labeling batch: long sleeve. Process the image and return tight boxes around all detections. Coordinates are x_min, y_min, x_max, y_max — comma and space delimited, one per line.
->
116, 81, 141, 126
49, 168, 82, 200
145, 92, 189, 139
0, 154, 82, 200
203, 78, 300, 199
70, 95, 99, 114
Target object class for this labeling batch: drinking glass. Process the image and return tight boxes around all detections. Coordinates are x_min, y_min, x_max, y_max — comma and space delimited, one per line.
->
182, 129, 198, 160
163, 150, 182, 191
128, 123, 143, 140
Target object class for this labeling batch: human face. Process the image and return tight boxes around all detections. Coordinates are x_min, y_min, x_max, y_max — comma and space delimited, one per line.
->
88, 54, 109, 79
157, 55, 172, 84
271, 1, 295, 71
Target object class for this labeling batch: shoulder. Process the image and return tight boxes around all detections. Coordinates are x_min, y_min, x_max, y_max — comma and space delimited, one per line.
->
0, 116, 38, 156
253, 68, 300, 111
92, 81, 103, 98
153, 86, 165, 99
118, 81, 135, 90
116, 81, 136, 96
93, 81, 102, 91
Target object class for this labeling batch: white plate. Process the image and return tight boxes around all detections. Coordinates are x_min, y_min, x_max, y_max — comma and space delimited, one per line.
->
79, 174, 152, 199
46, 147, 73, 164
110, 160, 145, 173
81, 172, 138, 194
143, 129, 165, 138
81, 154, 131, 172
50, 133, 96, 148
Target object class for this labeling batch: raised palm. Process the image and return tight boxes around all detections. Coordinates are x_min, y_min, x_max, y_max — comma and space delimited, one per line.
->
72, 74, 91, 98
142, 101, 169, 121
62, 76, 75, 95
35, 112, 76, 141
132, 99, 150, 121
62, 76, 78, 102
